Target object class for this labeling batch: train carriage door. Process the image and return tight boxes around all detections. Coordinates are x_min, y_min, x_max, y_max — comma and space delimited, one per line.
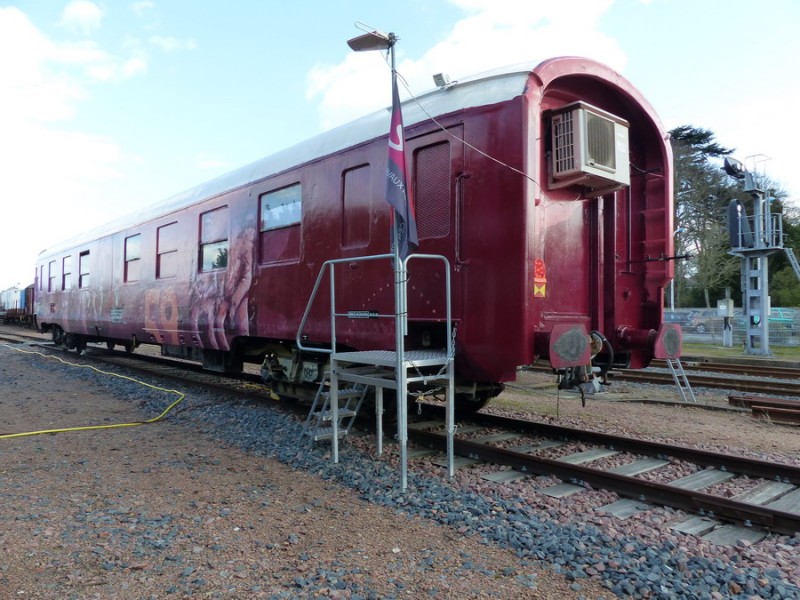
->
406, 125, 464, 261
404, 125, 464, 345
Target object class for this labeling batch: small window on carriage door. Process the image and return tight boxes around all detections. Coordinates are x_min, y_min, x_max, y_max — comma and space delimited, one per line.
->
125, 234, 141, 282
157, 222, 179, 279
48, 260, 56, 292
62, 255, 72, 290
342, 165, 371, 248
79, 251, 90, 288
200, 207, 229, 272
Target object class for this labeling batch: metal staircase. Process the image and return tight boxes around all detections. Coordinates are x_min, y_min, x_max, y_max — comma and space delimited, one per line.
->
665, 357, 697, 403
303, 373, 368, 442
330, 348, 454, 475
785, 247, 800, 282
296, 253, 456, 490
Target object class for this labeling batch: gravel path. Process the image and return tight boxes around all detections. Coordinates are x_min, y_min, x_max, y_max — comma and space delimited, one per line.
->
2, 339, 800, 599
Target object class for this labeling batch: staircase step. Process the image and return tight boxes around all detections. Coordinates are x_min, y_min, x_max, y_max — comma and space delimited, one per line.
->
311, 427, 349, 441
312, 409, 358, 422
320, 389, 365, 400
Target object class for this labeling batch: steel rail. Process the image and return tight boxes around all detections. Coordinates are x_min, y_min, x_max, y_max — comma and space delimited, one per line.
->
650, 359, 800, 380
407, 427, 800, 534
411, 406, 800, 534
527, 362, 800, 396
464, 410, 800, 484
614, 369, 800, 396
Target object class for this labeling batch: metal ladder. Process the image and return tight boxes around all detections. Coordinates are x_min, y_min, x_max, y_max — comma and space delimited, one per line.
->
785, 247, 800, 282
665, 358, 697, 403
303, 373, 368, 442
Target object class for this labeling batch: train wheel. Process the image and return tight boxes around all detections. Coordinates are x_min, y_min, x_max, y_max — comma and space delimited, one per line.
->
51, 327, 64, 346
106, 341, 116, 351
124, 335, 138, 354
63, 332, 76, 350
453, 393, 491, 416
451, 382, 504, 416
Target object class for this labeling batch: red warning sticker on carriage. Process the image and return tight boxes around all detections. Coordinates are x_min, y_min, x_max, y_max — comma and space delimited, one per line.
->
533, 258, 546, 297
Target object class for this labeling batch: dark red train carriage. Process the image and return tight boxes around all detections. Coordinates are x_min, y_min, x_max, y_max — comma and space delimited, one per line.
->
35, 56, 676, 409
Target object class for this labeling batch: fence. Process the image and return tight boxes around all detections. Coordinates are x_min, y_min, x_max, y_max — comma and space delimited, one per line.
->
671, 308, 800, 348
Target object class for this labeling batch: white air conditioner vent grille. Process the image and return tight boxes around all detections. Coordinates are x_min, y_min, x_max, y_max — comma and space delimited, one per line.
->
553, 110, 576, 174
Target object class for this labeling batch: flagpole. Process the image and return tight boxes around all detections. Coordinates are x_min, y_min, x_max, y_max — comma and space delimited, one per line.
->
388, 37, 410, 491
346, 27, 413, 490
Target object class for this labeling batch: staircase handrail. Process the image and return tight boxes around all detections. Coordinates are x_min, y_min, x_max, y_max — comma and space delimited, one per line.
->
785, 247, 800, 282
296, 253, 394, 355
295, 252, 453, 359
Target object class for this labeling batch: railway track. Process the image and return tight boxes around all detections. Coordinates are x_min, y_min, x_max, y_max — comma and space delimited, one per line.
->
528, 359, 800, 397
651, 358, 800, 380
12, 338, 280, 407
9, 333, 800, 541
410, 406, 800, 540
614, 368, 800, 396
7, 326, 799, 397
728, 394, 800, 425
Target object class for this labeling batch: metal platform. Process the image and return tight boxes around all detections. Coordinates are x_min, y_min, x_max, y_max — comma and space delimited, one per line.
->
334, 349, 451, 368
331, 345, 455, 487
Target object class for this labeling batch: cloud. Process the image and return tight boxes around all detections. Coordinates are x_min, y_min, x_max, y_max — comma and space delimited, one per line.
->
131, 1, 156, 17
0, 117, 125, 289
195, 153, 230, 171
80, 51, 148, 81
0, 8, 85, 122
149, 35, 197, 52
0, 7, 135, 288
59, 0, 105, 35
307, 0, 623, 131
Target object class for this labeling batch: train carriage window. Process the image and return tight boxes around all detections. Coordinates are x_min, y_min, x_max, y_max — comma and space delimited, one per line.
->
157, 222, 179, 279
79, 251, 90, 288
200, 207, 229, 271
48, 260, 56, 292
259, 184, 301, 263
413, 141, 451, 239
62, 256, 72, 290
125, 234, 141, 283
39, 265, 44, 291
342, 165, 371, 248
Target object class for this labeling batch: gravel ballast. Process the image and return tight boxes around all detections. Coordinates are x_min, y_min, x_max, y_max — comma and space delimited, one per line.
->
2, 341, 800, 599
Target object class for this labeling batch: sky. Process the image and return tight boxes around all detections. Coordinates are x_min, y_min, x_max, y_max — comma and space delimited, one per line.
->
2, 0, 799, 291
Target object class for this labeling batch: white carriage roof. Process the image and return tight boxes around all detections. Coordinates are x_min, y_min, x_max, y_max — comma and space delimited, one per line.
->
40, 62, 539, 258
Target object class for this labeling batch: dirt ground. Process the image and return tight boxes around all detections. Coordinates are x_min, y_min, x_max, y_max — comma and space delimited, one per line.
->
0, 339, 611, 599
4, 325, 800, 598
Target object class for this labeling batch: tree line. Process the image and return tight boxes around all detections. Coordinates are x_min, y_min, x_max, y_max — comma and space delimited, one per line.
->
669, 126, 800, 308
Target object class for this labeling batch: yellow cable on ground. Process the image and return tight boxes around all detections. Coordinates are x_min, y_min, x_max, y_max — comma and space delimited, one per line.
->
0, 343, 186, 440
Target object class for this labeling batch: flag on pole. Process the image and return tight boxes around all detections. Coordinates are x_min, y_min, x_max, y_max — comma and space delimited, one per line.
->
385, 71, 418, 260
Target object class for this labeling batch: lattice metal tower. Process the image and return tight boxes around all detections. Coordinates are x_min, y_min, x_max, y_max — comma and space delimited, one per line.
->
725, 158, 783, 355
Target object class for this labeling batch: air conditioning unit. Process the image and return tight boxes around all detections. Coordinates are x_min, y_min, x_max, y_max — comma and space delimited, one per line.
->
549, 101, 630, 191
